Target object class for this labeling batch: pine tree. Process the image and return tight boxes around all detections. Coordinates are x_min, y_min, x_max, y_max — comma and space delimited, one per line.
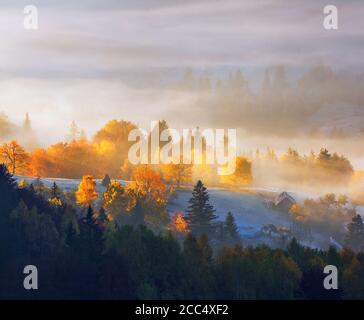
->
0, 164, 16, 191
79, 206, 103, 257
98, 206, 107, 224
23, 113, 31, 132
132, 199, 144, 226
29, 183, 35, 194
224, 212, 241, 245
76, 205, 103, 290
67, 121, 79, 142
183, 233, 214, 298
0, 165, 19, 269
345, 214, 364, 252
101, 174, 111, 188
185, 180, 217, 236
85, 205, 95, 225
22, 113, 38, 149
0, 164, 18, 223
51, 182, 60, 199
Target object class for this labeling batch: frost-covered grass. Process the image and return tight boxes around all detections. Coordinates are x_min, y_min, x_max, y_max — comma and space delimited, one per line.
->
169, 189, 290, 237
15, 176, 335, 249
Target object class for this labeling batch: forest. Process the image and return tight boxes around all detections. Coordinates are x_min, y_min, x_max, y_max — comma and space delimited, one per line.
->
1, 160, 364, 299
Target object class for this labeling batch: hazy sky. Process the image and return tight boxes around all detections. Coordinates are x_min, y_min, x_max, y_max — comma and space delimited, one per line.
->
0, 0, 363, 144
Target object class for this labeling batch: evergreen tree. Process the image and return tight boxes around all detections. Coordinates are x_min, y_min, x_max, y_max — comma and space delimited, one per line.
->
224, 212, 241, 245
23, 113, 31, 132
0, 164, 19, 262
183, 233, 214, 298
185, 180, 217, 236
132, 199, 145, 226
0, 164, 17, 199
84, 205, 95, 225
29, 183, 35, 194
78, 206, 103, 262
98, 206, 107, 224
51, 182, 61, 199
345, 214, 364, 252
67, 121, 79, 142
101, 174, 111, 188
22, 113, 38, 149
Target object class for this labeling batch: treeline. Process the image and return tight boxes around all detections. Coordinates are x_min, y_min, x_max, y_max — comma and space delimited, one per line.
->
0, 112, 354, 188
176, 65, 364, 137
253, 147, 354, 186
0, 112, 38, 150
0, 120, 355, 189
1, 165, 364, 299
0, 118, 253, 187
289, 194, 357, 245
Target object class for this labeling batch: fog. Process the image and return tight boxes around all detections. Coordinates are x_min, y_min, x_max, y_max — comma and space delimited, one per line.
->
0, 0, 364, 197
1, 65, 364, 173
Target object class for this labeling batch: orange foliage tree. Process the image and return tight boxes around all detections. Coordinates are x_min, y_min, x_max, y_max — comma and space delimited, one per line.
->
93, 120, 137, 177
75, 175, 98, 207
128, 165, 169, 229
24, 119, 147, 180
170, 212, 188, 233
28, 140, 105, 179
28, 149, 53, 177
0, 140, 29, 175
130, 165, 167, 205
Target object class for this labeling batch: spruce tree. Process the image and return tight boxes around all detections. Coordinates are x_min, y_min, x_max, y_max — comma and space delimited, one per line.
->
78, 206, 103, 260
102, 174, 111, 188
0, 164, 16, 195
29, 183, 35, 194
224, 212, 241, 245
186, 180, 217, 236
23, 113, 31, 132
0, 165, 18, 261
85, 205, 95, 225
51, 182, 60, 199
345, 214, 364, 252
132, 199, 144, 226
98, 206, 107, 224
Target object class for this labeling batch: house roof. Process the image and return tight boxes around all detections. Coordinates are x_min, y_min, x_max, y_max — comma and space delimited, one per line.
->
274, 192, 296, 206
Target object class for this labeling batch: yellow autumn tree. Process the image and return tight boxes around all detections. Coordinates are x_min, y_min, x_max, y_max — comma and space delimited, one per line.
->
75, 175, 98, 207
102, 180, 134, 220
219, 156, 252, 185
162, 163, 192, 188
18, 179, 28, 189
93, 120, 137, 177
